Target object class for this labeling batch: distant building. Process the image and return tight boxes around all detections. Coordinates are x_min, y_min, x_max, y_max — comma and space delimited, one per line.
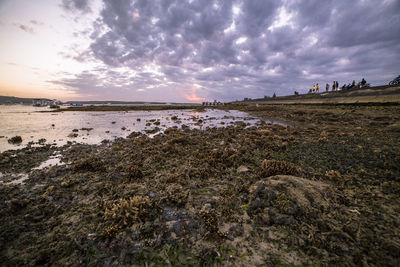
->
202, 101, 225, 106
32, 99, 49, 107
32, 98, 60, 107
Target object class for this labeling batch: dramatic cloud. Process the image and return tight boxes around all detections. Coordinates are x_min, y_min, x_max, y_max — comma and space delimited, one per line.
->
57, 0, 400, 101
61, 0, 91, 12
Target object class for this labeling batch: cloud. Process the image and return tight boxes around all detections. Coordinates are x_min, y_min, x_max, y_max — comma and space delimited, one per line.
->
59, 0, 400, 101
14, 23, 35, 34
61, 0, 91, 12
30, 20, 44, 26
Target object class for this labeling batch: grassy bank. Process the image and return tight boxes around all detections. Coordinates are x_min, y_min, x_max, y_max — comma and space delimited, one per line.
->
1, 104, 399, 265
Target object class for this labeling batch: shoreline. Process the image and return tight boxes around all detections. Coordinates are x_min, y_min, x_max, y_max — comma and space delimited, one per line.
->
1, 104, 400, 265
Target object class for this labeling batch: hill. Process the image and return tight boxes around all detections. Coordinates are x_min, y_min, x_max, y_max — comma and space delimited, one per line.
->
0, 96, 52, 105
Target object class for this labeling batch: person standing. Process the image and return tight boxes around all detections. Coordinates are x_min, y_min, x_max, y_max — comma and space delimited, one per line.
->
332, 81, 335, 91
326, 83, 329, 91
336, 81, 339, 90
313, 84, 315, 92
316, 83, 319, 92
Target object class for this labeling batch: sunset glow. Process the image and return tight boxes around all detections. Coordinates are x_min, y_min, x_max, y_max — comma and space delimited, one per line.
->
182, 88, 206, 103
0, 0, 399, 102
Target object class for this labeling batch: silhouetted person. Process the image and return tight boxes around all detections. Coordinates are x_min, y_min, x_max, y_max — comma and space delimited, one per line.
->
361, 78, 366, 87
336, 81, 338, 90
326, 83, 329, 91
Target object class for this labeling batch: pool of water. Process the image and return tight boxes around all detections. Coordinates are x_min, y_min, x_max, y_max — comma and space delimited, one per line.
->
0, 105, 281, 152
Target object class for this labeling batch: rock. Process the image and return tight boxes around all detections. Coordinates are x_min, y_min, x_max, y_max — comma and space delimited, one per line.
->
382, 239, 400, 257
8, 136, 22, 144
35, 249, 50, 265
1, 157, 10, 163
248, 175, 331, 224
274, 215, 295, 225
237, 165, 249, 173
228, 225, 244, 237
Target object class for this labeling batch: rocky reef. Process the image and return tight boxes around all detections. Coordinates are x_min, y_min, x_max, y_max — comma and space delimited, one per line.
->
1, 104, 400, 266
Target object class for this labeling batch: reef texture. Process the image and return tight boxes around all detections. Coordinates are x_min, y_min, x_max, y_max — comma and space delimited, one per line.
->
1, 104, 400, 266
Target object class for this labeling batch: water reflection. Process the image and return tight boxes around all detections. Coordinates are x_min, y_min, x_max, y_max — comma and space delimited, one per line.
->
0, 105, 280, 152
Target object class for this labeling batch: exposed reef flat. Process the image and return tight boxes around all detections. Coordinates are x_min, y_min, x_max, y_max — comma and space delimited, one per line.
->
1, 104, 400, 266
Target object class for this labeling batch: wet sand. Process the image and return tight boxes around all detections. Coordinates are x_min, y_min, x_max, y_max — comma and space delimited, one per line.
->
1, 104, 399, 265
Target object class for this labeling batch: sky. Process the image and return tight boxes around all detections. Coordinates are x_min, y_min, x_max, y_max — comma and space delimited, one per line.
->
0, 0, 399, 102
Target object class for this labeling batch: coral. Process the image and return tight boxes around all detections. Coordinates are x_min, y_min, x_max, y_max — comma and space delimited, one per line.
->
206, 147, 237, 167
165, 184, 189, 207
198, 208, 227, 239
125, 165, 143, 180
260, 159, 299, 177
73, 156, 106, 172
103, 196, 152, 237
164, 173, 185, 185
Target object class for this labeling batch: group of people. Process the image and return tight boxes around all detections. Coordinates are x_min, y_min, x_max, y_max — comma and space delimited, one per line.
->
308, 78, 368, 94
341, 78, 368, 90
310, 81, 339, 93
329, 81, 339, 91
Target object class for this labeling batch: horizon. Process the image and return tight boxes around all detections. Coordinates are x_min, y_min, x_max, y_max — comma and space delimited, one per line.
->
1, 0, 399, 102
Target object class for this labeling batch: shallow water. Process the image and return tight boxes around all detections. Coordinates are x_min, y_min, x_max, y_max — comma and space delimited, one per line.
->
0, 105, 281, 152
32, 153, 64, 170
1, 173, 29, 185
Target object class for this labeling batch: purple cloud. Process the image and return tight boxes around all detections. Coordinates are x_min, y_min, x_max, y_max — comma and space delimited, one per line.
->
59, 0, 400, 101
